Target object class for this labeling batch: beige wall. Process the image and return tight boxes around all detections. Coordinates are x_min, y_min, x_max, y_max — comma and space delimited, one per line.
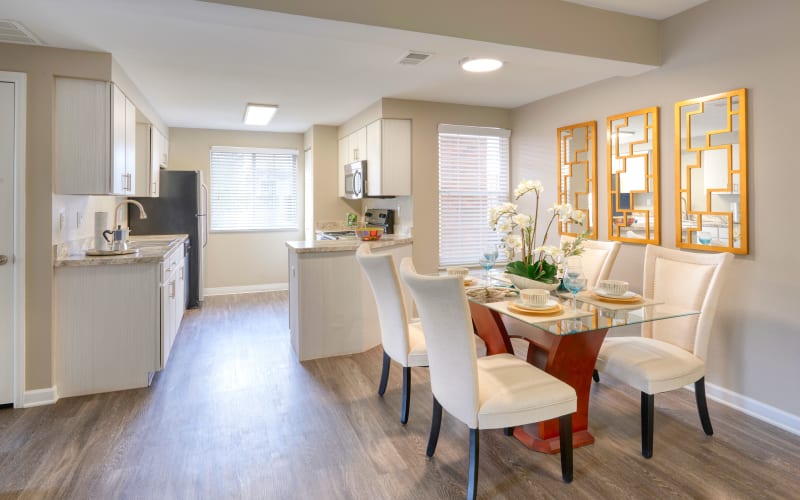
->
0, 43, 112, 390
308, 125, 355, 229
511, 0, 800, 416
167, 128, 305, 288
381, 99, 511, 273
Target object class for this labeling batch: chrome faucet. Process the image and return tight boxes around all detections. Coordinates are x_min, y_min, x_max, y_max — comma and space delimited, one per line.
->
114, 199, 148, 229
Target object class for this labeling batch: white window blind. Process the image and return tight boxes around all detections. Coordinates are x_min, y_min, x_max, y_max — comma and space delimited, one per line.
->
210, 146, 298, 232
438, 124, 510, 267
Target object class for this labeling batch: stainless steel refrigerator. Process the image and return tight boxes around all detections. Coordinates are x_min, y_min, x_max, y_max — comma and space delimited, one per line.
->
130, 170, 207, 308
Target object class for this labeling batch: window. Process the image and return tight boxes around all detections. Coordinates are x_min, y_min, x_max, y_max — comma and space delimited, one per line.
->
210, 146, 298, 232
438, 124, 510, 267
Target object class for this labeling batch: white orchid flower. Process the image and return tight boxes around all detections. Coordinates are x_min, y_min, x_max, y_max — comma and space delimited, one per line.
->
571, 210, 586, 223
497, 220, 513, 234
534, 245, 561, 257
511, 213, 533, 228
513, 179, 544, 199
506, 234, 523, 249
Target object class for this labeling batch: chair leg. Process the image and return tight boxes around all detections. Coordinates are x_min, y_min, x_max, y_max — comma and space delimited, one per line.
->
503, 427, 513, 436
641, 392, 654, 459
559, 414, 574, 483
695, 377, 714, 436
426, 397, 443, 457
592, 369, 599, 383
400, 367, 411, 425
467, 428, 479, 500
378, 350, 390, 396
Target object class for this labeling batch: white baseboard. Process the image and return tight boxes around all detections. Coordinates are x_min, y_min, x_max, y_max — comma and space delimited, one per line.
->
690, 382, 800, 436
203, 283, 288, 297
23, 386, 59, 408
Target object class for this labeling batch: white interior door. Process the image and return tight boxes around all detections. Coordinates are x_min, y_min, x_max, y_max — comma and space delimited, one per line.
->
0, 81, 15, 405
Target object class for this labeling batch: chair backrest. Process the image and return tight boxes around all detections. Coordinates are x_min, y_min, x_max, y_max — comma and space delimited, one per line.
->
399, 258, 480, 428
355, 244, 410, 363
641, 244, 732, 360
561, 236, 621, 288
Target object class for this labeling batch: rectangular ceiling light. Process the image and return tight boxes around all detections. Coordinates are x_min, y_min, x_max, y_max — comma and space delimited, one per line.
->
244, 103, 278, 126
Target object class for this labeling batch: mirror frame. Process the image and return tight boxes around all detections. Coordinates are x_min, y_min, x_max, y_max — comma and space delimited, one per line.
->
557, 121, 597, 239
674, 88, 748, 254
606, 106, 660, 245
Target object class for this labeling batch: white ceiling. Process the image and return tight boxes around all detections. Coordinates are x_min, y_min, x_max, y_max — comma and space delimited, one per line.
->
2, 0, 705, 133
563, 0, 707, 20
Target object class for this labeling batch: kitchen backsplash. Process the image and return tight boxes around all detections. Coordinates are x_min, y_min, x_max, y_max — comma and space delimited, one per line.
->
52, 194, 126, 258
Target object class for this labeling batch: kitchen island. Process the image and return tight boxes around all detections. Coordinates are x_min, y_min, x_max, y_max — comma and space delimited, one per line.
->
286, 237, 412, 361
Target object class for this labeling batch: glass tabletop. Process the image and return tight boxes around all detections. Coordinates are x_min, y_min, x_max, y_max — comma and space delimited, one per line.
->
464, 275, 699, 336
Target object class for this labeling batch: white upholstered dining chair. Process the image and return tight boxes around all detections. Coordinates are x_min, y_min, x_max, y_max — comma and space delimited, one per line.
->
560, 236, 621, 288
355, 244, 485, 424
399, 258, 577, 499
594, 244, 732, 458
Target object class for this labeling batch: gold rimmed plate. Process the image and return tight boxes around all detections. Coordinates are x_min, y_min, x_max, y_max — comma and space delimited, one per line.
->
589, 290, 642, 303
507, 301, 563, 315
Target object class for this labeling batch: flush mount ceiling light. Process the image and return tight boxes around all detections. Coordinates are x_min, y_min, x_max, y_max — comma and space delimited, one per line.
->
459, 57, 503, 73
243, 103, 278, 126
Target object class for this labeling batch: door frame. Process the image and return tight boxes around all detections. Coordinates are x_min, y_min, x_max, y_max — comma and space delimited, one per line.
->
1, 71, 27, 407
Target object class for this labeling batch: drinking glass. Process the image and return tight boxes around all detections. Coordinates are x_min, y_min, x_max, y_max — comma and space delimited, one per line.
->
478, 245, 499, 282
698, 231, 712, 245
562, 264, 587, 312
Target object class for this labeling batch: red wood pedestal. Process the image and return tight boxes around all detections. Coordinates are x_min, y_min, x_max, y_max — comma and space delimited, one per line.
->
469, 301, 607, 454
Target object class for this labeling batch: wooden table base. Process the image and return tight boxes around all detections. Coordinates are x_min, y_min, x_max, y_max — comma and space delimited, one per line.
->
469, 301, 607, 454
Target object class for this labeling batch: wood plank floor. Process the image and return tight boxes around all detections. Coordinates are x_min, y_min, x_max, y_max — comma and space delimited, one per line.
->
1, 291, 799, 499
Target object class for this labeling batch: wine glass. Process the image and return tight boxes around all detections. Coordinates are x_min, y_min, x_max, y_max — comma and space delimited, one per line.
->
562, 262, 587, 312
698, 231, 712, 245
478, 245, 499, 282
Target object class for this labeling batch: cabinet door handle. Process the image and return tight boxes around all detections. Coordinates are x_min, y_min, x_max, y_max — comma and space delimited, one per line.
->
169, 280, 175, 298
151, 181, 157, 195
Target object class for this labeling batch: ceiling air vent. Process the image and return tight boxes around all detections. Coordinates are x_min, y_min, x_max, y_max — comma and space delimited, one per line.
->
0, 20, 44, 46
397, 51, 432, 66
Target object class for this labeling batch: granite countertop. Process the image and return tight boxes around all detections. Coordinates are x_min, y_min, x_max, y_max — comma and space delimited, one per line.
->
54, 234, 189, 267
286, 236, 413, 254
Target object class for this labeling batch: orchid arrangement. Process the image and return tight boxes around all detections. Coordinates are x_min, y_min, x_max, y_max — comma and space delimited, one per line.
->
490, 179, 587, 284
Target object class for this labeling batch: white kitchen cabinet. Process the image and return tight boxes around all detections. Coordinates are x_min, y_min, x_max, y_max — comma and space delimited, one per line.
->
55, 78, 137, 195
135, 124, 168, 197
366, 119, 411, 196
54, 240, 187, 397
338, 119, 411, 198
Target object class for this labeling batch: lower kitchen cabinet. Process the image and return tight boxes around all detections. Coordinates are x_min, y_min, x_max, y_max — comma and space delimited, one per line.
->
54, 243, 185, 397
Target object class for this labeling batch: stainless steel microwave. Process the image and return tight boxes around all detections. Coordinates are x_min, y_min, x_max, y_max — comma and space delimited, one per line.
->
344, 160, 367, 199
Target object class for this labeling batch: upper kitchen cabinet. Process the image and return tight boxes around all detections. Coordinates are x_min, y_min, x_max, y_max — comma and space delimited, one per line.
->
366, 119, 411, 196
135, 123, 169, 197
338, 118, 411, 197
55, 78, 137, 195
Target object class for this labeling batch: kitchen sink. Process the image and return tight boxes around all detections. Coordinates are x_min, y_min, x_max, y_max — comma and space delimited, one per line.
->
130, 238, 179, 248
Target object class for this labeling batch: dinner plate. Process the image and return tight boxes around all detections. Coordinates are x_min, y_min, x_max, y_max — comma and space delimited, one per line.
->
508, 299, 562, 315
590, 290, 642, 303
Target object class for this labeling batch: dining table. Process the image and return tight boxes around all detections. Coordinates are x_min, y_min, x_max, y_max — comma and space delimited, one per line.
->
465, 277, 700, 454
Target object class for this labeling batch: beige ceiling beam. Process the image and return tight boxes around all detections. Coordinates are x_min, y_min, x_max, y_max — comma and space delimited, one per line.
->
200, 0, 660, 66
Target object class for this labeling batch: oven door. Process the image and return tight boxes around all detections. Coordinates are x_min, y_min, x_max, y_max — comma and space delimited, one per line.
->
343, 161, 365, 199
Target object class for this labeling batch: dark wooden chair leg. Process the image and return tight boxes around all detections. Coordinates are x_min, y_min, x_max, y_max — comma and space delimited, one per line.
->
378, 350, 390, 396
695, 377, 714, 436
503, 427, 513, 436
400, 366, 411, 424
559, 414, 574, 483
592, 369, 599, 383
467, 428, 479, 500
641, 392, 654, 459
426, 397, 443, 457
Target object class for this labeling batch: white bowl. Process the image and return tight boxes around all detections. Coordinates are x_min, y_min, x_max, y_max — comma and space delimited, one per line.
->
598, 279, 629, 296
520, 288, 550, 306
503, 273, 560, 291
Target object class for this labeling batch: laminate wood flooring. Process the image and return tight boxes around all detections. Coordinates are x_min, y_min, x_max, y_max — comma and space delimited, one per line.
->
1, 292, 799, 499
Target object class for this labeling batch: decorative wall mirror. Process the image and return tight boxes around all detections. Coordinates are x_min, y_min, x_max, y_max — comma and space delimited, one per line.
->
557, 121, 597, 238
675, 88, 748, 254
607, 107, 660, 245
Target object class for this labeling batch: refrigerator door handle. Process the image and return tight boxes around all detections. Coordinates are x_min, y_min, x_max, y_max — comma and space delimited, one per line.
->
200, 183, 209, 248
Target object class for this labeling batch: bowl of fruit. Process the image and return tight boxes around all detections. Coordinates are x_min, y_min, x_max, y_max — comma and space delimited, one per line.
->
357, 227, 384, 241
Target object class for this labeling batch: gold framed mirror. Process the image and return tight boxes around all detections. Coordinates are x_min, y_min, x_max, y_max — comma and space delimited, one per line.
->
607, 107, 660, 245
558, 121, 597, 238
675, 88, 748, 254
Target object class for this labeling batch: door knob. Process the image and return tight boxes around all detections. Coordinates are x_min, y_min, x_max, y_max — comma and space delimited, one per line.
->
0, 255, 8, 265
